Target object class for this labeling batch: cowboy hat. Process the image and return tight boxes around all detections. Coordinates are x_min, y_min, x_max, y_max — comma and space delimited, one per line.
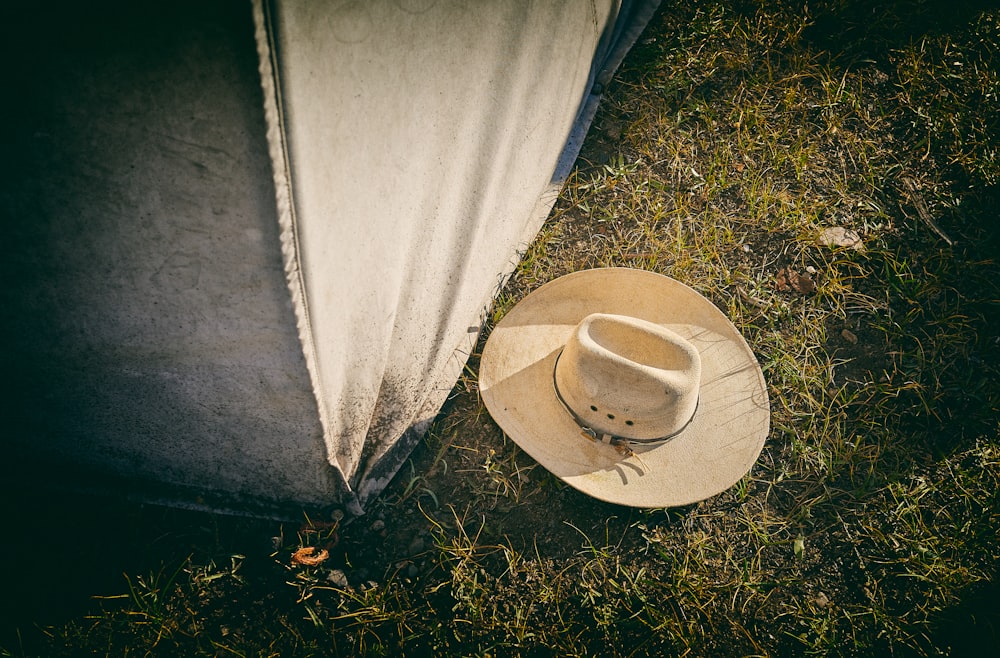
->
479, 268, 769, 508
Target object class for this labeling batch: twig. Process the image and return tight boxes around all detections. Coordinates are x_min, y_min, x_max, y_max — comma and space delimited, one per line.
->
900, 176, 955, 246
736, 285, 768, 309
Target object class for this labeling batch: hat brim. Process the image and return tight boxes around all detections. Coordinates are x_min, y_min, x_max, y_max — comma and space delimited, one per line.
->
479, 268, 769, 508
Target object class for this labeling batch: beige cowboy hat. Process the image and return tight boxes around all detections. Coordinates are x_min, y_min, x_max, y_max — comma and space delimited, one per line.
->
479, 268, 769, 508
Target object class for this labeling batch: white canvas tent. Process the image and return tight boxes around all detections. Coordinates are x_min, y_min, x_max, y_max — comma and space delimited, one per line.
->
0, 0, 659, 516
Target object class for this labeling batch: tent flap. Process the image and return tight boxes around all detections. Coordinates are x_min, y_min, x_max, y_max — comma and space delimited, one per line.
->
255, 0, 661, 510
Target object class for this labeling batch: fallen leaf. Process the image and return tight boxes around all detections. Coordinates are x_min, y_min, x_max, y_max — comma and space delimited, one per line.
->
776, 268, 816, 294
818, 226, 864, 251
291, 546, 329, 566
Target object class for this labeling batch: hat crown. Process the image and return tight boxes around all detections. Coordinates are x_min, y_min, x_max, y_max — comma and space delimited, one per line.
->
554, 313, 701, 441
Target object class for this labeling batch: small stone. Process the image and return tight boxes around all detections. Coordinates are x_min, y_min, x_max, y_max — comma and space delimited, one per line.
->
813, 592, 830, 608
327, 569, 349, 588
370, 519, 385, 532
841, 328, 858, 344
603, 119, 623, 141
818, 227, 864, 251
407, 564, 419, 579
407, 536, 426, 555
330, 509, 345, 523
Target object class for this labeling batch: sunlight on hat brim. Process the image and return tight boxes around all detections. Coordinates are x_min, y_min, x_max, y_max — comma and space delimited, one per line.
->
479, 269, 769, 508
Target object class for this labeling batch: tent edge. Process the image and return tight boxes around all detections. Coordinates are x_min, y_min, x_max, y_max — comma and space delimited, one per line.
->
252, 0, 357, 512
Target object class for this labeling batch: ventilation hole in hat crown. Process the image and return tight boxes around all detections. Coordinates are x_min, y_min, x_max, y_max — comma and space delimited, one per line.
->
625, 420, 634, 426
590, 405, 598, 411
607, 414, 615, 420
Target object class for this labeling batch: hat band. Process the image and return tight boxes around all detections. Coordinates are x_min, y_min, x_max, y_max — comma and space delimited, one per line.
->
552, 350, 698, 447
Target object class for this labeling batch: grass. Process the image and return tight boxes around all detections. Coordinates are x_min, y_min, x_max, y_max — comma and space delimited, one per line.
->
2, 0, 999, 656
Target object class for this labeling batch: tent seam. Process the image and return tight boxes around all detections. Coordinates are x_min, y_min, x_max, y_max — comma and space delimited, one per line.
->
251, 0, 339, 475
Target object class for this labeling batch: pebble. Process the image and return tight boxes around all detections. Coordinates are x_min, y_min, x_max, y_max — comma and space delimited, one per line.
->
327, 569, 349, 588
818, 226, 864, 250
407, 536, 426, 555
841, 328, 858, 344
371, 519, 385, 532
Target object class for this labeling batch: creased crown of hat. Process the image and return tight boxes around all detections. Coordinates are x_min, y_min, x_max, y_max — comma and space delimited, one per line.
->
479, 268, 769, 508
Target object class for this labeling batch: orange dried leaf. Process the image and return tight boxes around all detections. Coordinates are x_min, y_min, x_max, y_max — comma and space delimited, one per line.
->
291, 546, 330, 566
